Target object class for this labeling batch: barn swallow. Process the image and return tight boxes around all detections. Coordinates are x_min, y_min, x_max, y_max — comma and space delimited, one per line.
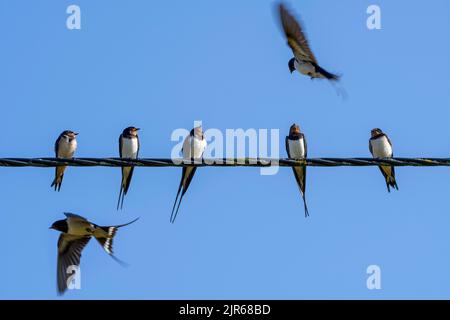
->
51, 130, 78, 191
49, 212, 139, 295
286, 124, 309, 217
369, 128, 399, 192
278, 3, 340, 81
117, 127, 140, 210
170, 126, 207, 223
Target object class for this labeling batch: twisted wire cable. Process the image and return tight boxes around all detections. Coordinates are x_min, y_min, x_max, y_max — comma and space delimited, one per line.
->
0, 157, 448, 167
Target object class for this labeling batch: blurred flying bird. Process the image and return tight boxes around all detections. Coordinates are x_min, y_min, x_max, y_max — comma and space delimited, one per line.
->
286, 123, 309, 217
170, 126, 207, 223
117, 127, 140, 210
51, 130, 78, 191
278, 3, 340, 81
369, 128, 399, 192
50, 212, 139, 295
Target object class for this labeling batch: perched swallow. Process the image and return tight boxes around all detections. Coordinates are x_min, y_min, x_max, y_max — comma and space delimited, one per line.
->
170, 126, 207, 223
369, 128, 399, 192
286, 124, 309, 217
50, 212, 139, 295
278, 3, 340, 81
51, 130, 78, 191
117, 127, 140, 210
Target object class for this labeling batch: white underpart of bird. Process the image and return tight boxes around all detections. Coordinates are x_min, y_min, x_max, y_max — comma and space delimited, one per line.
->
370, 136, 393, 158
57, 136, 77, 158
181, 133, 207, 185
121, 136, 139, 158
182, 134, 207, 159
287, 137, 306, 158
121, 136, 139, 177
294, 60, 323, 79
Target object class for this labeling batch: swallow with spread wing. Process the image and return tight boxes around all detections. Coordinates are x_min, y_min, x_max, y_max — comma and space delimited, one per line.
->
117, 127, 140, 210
278, 3, 340, 81
369, 128, 399, 192
50, 212, 138, 295
51, 130, 78, 191
170, 126, 207, 223
286, 123, 309, 217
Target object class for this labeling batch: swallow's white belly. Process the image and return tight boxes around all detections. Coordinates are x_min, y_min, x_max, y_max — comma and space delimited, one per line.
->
58, 139, 77, 158
295, 60, 323, 78
371, 136, 392, 158
183, 136, 206, 159
288, 138, 305, 159
121, 137, 139, 159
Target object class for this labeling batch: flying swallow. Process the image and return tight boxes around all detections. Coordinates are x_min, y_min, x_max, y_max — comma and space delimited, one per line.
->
170, 126, 207, 223
117, 127, 140, 210
49, 212, 139, 295
278, 3, 340, 81
286, 124, 309, 217
369, 128, 399, 192
51, 130, 78, 191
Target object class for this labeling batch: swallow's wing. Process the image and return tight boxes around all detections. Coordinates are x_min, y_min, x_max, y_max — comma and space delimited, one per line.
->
63, 212, 88, 222
54, 135, 61, 157
182, 167, 197, 194
57, 234, 91, 295
123, 167, 134, 195
117, 135, 126, 209
368, 139, 374, 156
137, 136, 140, 158
119, 134, 123, 158
279, 3, 317, 64
386, 135, 396, 178
285, 136, 291, 158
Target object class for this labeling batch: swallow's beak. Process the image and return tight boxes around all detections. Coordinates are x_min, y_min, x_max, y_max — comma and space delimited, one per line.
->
49, 226, 54, 230
74, 132, 79, 136
136, 128, 140, 131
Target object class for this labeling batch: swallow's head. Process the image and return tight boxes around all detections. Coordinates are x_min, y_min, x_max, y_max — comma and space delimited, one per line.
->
49, 219, 68, 233
62, 130, 78, 140
123, 126, 140, 137
289, 123, 301, 137
371, 128, 383, 138
288, 58, 296, 74
192, 126, 203, 139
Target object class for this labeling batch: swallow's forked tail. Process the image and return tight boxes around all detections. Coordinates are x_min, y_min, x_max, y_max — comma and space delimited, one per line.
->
170, 183, 184, 224
312, 62, 340, 81
95, 217, 139, 266
51, 167, 65, 192
386, 176, 399, 193
117, 183, 125, 210
302, 194, 310, 218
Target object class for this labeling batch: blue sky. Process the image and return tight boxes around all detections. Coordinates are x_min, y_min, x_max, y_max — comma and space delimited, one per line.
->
1, 0, 450, 299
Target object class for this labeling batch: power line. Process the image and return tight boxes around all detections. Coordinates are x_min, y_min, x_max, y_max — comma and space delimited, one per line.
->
0, 157, 449, 167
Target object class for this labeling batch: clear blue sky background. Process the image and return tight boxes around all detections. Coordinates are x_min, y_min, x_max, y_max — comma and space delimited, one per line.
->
1, 0, 450, 299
